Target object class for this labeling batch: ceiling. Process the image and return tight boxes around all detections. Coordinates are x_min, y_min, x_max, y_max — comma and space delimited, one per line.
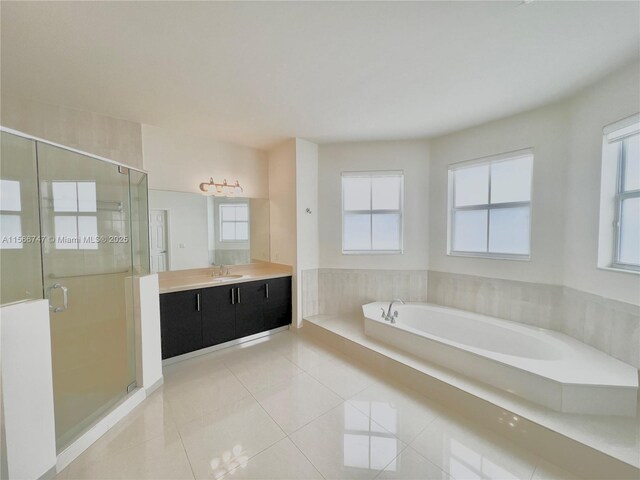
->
1, 1, 639, 150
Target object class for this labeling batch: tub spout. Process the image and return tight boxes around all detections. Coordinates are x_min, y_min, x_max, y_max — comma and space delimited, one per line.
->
386, 298, 405, 323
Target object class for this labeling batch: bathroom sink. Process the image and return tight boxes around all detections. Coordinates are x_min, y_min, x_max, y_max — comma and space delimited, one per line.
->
212, 274, 243, 280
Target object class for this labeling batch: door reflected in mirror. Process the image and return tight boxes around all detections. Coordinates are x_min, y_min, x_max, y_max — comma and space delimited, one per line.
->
148, 189, 269, 272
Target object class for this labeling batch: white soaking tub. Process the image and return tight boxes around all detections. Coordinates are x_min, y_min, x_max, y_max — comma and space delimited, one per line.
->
363, 302, 638, 416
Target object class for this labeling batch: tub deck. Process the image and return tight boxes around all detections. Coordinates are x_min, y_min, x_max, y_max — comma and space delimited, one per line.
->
363, 302, 638, 416
303, 313, 640, 472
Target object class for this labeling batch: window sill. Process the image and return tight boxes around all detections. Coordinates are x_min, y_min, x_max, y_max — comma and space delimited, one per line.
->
447, 251, 531, 262
597, 265, 640, 275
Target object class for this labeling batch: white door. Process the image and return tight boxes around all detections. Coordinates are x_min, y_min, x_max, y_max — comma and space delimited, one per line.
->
149, 209, 168, 273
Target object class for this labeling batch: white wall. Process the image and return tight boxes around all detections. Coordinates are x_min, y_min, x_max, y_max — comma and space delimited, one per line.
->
148, 189, 210, 270
427, 62, 640, 304
1, 300, 57, 480
1, 95, 143, 169
295, 139, 319, 323
296, 139, 319, 272
142, 124, 269, 198
428, 102, 570, 285
564, 62, 640, 304
318, 140, 430, 270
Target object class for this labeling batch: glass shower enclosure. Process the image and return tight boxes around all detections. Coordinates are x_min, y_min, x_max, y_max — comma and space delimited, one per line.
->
0, 129, 150, 452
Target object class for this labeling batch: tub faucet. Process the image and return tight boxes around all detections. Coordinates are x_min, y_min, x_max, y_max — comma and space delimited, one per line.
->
384, 298, 405, 324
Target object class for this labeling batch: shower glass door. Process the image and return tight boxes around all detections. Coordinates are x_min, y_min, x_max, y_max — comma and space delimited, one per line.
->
37, 142, 137, 451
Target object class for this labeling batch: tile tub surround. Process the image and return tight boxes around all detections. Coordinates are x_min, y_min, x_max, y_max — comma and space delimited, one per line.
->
303, 268, 428, 318
303, 268, 639, 369
55, 330, 598, 480
427, 271, 640, 369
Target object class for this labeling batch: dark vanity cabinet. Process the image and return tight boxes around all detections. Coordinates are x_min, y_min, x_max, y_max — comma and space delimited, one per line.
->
159, 289, 204, 359
264, 277, 293, 331
160, 276, 292, 360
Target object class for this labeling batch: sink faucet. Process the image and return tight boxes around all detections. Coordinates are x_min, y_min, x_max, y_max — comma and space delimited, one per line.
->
211, 264, 228, 277
381, 298, 405, 324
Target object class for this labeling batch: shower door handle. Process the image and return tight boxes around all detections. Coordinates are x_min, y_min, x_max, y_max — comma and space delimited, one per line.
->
46, 283, 68, 313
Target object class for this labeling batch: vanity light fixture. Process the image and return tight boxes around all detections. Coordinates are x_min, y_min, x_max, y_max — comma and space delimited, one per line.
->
199, 178, 244, 196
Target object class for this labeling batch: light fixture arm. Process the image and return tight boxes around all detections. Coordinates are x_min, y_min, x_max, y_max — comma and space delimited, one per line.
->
199, 177, 244, 196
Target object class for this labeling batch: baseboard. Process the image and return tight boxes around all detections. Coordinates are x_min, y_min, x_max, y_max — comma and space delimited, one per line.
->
162, 325, 290, 366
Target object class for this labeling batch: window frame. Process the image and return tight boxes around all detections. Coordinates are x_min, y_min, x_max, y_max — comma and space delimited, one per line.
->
218, 203, 250, 243
341, 170, 404, 255
52, 180, 99, 250
0, 179, 23, 250
612, 133, 640, 272
447, 149, 534, 261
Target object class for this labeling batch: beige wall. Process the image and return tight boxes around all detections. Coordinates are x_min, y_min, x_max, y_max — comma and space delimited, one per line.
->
267, 139, 298, 324
141, 124, 268, 198
1, 96, 143, 169
318, 139, 430, 270
268, 139, 297, 267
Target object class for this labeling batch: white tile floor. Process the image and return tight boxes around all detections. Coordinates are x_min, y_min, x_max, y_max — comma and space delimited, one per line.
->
57, 330, 584, 480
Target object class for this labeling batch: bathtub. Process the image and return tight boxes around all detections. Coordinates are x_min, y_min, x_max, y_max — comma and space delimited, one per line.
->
363, 302, 638, 416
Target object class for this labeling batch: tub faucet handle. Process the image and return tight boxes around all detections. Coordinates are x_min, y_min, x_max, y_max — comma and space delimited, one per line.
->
380, 307, 386, 319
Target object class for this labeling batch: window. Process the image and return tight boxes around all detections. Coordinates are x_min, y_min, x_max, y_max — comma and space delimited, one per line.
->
341, 171, 403, 254
0, 179, 23, 249
448, 150, 533, 259
599, 115, 640, 272
52, 181, 98, 250
219, 203, 249, 242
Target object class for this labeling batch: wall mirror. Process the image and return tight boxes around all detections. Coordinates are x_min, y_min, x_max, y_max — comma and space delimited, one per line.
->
148, 189, 270, 272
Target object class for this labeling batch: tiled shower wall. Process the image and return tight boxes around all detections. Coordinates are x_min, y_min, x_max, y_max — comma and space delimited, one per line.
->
301, 268, 640, 369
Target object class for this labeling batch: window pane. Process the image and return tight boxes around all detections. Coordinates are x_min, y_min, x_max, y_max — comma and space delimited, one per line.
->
453, 210, 487, 252
220, 205, 235, 221
0, 179, 21, 212
489, 206, 530, 255
619, 197, 640, 265
52, 182, 78, 212
235, 205, 249, 221
454, 165, 489, 207
342, 433, 369, 469
77, 182, 97, 212
236, 222, 249, 241
372, 176, 401, 210
372, 213, 401, 250
623, 135, 640, 192
54, 216, 78, 249
491, 156, 533, 204
78, 216, 98, 250
0, 214, 22, 249
344, 214, 371, 251
221, 222, 235, 241
343, 176, 371, 211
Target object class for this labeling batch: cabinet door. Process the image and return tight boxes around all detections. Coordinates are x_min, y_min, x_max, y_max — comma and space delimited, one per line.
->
264, 276, 292, 330
159, 290, 203, 359
264, 276, 291, 302
235, 281, 265, 338
264, 300, 291, 330
202, 286, 236, 348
